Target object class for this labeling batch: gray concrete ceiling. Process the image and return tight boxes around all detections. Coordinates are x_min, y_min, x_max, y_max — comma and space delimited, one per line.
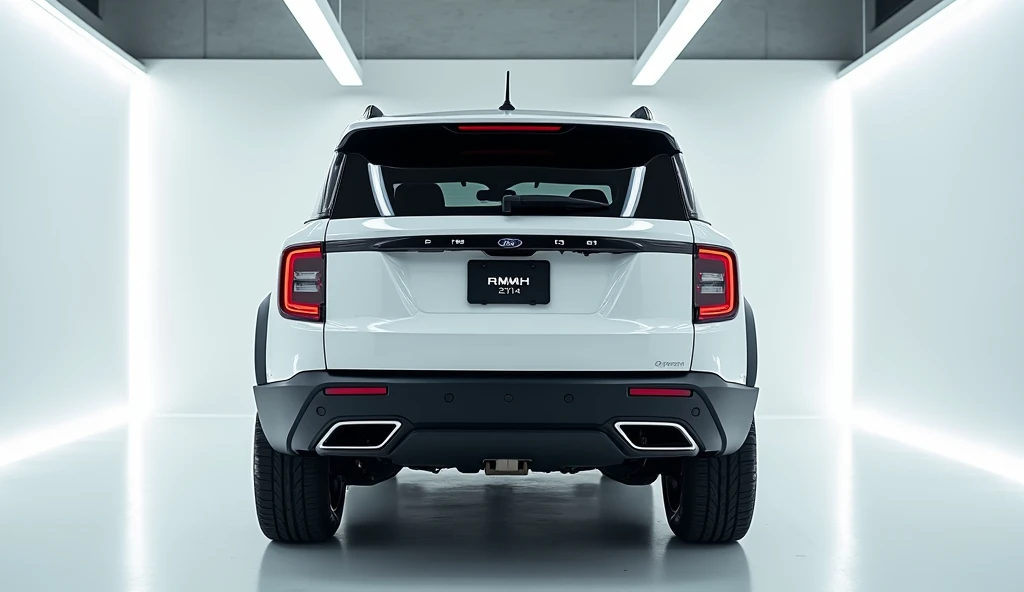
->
57, 0, 867, 61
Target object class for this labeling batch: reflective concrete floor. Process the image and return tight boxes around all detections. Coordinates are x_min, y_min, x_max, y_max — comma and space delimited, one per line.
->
1, 417, 1023, 591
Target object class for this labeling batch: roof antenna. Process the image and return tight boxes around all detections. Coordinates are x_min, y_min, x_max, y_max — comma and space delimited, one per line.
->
498, 71, 515, 111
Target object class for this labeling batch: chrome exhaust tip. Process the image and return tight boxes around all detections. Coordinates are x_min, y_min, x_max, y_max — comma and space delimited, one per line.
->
317, 420, 401, 451
614, 421, 697, 452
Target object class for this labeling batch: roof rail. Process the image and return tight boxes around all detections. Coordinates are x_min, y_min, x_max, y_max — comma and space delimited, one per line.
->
630, 106, 654, 121
363, 105, 384, 119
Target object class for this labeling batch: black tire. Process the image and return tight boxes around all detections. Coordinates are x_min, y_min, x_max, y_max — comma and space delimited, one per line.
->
661, 421, 756, 543
253, 417, 344, 543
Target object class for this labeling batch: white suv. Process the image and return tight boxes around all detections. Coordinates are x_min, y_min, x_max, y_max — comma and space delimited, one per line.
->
252, 104, 759, 544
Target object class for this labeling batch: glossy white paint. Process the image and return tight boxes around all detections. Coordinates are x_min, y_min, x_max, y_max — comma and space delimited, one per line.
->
264, 221, 329, 383
690, 313, 748, 384
340, 109, 675, 140
688, 219, 735, 251
266, 208, 752, 378
320, 216, 696, 372
265, 315, 328, 383
688, 221, 749, 384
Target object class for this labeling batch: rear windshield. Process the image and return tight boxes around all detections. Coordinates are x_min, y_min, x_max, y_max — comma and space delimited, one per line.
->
381, 166, 631, 217
328, 123, 691, 220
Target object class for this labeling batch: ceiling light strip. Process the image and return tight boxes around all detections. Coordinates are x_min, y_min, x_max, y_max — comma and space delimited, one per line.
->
838, 0, 984, 82
632, 0, 722, 86
282, 0, 363, 86
23, 0, 145, 76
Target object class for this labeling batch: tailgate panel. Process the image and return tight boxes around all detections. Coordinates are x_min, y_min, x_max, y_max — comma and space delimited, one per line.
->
322, 217, 696, 372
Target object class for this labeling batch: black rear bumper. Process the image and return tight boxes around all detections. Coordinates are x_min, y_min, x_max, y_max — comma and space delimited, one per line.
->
253, 371, 757, 472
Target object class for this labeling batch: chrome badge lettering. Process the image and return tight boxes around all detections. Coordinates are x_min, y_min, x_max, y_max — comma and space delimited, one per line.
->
654, 360, 687, 368
497, 238, 523, 248
487, 277, 531, 286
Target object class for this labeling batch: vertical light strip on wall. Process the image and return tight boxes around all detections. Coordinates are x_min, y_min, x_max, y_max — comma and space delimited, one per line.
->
128, 77, 154, 419
21, 0, 145, 77
282, 0, 363, 86
632, 0, 722, 86
829, 84, 855, 418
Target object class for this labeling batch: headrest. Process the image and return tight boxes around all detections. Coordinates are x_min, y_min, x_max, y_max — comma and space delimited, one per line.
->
392, 183, 445, 216
569, 188, 608, 203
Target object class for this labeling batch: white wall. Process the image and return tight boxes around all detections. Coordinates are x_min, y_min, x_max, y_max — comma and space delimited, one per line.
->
0, 1, 131, 435
143, 59, 843, 417
850, 0, 1024, 452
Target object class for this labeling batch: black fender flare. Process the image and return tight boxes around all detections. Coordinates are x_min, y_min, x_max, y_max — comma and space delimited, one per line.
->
744, 297, 757, 388
254, 294, 271, 386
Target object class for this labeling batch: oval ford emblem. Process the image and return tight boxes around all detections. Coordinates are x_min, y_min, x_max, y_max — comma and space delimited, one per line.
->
497, 238, 523, 248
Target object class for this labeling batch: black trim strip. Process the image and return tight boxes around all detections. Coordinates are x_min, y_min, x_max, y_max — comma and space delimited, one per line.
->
744, 298, 757, 388
325, 235, 693, 255
254, 294, 271, 386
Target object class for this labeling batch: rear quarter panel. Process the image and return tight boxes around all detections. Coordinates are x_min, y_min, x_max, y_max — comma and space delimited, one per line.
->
689, 221, 750, 385
264, 220, 329, 383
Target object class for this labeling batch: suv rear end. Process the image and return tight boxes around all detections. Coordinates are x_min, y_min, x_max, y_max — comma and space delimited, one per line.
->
252, 109, 758, 544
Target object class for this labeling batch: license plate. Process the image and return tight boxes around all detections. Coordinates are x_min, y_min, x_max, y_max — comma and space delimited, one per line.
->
467, 260, 550, 305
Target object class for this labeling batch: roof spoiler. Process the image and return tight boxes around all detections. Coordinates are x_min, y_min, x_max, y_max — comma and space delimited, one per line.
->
363, 105, 384, 119
630, 106, 654, 121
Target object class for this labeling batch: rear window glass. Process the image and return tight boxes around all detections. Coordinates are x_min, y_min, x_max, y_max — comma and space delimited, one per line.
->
429, 182, 612, 207
329, 123, 690, 220
381, 166, 630, 217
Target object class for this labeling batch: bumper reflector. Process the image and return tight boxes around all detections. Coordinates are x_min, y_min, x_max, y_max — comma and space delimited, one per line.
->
324, 387, 388, 396
628, 387, 692, 397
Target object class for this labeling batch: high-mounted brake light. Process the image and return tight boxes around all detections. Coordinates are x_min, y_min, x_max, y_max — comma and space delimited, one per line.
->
456, 125, 562, 132
324, 387, 387, 396
629, 387, 692, 397
694, 246, 738, 322
280, 244, 325, 321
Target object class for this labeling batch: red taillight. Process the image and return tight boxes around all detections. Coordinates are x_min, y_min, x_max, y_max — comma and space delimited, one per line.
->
694, 246, 738, 322
628, 387, 692, 397
324, 387, 388, 396
456, 125, 562, 132
280, 244, 324, 321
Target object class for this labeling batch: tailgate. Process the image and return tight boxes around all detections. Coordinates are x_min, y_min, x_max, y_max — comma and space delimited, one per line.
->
322, 217, 695, 372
